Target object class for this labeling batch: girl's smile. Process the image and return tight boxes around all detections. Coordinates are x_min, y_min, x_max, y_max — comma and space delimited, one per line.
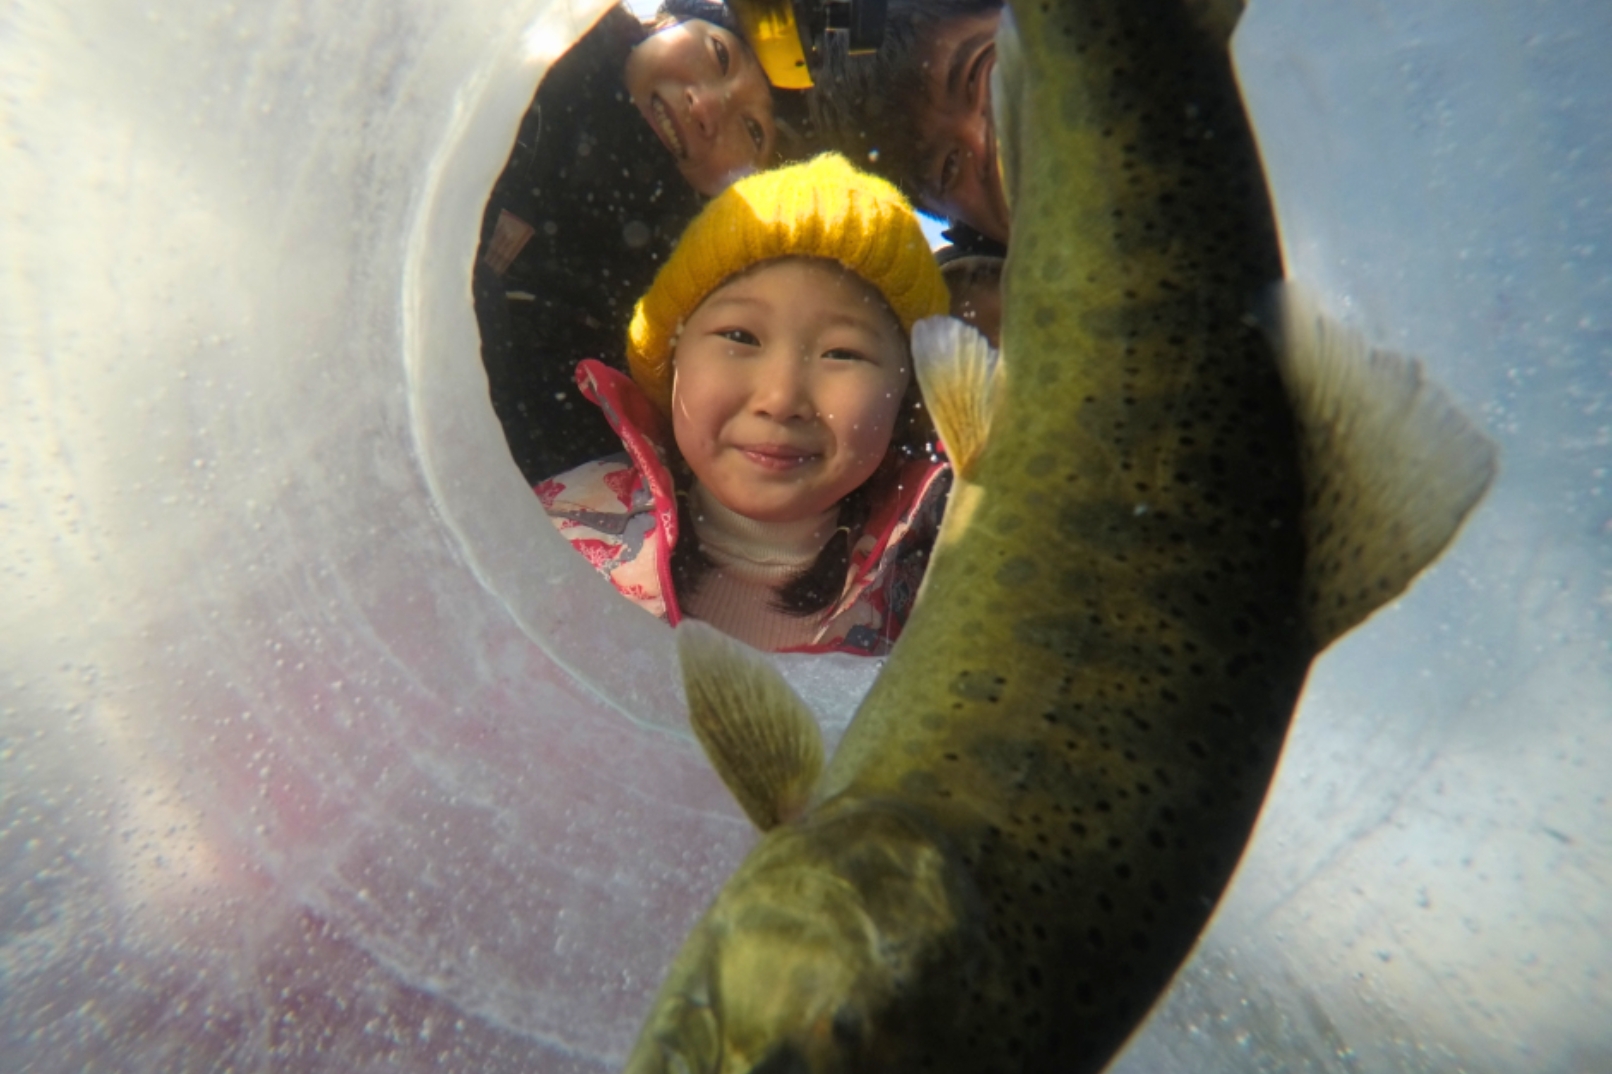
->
736, 443, 820, 470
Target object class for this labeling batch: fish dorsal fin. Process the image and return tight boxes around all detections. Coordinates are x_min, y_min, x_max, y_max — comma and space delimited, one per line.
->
912, 316, 1002, 480
1195, 0, 1248, 41
1275, 283, 1499, 649
676, 621, 825, 831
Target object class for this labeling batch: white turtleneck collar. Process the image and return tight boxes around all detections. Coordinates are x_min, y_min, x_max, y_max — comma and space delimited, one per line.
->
687, 483, 840, 573
680, 483, 844, 651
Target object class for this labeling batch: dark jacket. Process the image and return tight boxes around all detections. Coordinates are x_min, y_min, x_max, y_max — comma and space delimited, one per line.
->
474, 6, 705, 483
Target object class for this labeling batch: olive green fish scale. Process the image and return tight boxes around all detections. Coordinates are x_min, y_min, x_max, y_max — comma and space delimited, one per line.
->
821, 0, 1309, 1068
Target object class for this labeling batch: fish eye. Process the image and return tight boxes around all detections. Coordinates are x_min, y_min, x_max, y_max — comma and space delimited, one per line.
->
747, 1044, 810, 1074
830, 1005, 864, 1048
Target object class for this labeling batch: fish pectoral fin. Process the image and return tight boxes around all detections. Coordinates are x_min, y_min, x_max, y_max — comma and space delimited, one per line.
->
676, 621, 825, 831
1275, 282, 1499, 649
912, 315, 1001, 481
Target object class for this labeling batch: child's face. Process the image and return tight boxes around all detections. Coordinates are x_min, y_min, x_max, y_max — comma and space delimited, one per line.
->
625, 19, 776, 196
671, 259, 911, 525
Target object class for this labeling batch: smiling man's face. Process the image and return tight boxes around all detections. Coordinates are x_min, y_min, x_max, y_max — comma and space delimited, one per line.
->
910, 11, 1010, 243
624, 18, 777, 196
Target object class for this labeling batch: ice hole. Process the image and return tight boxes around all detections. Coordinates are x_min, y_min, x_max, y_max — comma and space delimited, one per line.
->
3, 0, 1608, 1070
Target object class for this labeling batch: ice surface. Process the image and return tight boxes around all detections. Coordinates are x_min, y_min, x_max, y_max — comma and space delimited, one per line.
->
2, 0, 1608, 1070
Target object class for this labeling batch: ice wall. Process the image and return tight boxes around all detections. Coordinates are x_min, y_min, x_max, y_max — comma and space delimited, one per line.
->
2, 0, 1607, 1071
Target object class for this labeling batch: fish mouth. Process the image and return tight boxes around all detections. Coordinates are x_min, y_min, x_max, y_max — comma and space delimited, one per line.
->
649, 94, 689, 161
736, 444, 821, 471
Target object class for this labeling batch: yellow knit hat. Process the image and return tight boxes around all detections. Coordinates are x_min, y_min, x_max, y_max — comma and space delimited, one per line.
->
627, 153, 950, 414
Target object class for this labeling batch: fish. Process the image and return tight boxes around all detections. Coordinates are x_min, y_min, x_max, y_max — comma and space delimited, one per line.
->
620, 1, 1498, 1071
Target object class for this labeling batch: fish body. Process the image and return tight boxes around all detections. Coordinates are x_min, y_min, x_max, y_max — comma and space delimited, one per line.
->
622, 1, 1496, 1072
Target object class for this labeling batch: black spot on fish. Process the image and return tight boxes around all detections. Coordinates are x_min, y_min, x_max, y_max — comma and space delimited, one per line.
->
995, 556, 1038, 587
1024, 453, 1056, 477
949, 670, 1007, 703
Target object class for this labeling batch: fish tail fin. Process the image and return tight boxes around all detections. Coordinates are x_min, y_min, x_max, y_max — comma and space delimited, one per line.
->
913, 316, 1001, 481
677, 621, 824, 831
1274, 282, 1499, 649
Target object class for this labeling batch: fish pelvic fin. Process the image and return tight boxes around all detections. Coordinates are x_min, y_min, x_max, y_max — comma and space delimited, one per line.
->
1275, 282, 1499, 650
676, 621, 825, 831
912, 315, 1001, 481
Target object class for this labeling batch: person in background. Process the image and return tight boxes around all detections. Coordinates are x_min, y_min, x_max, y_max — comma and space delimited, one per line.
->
939, 250, 1003, 347
796, 0, 1008, 249
878, 0, 1009, 246
535, 154, 955, 656
475, 1, 783, 484
622, 8, 777, 195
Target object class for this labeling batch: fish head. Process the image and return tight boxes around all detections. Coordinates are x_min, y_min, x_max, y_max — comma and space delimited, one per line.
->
623, 800, 984, 1074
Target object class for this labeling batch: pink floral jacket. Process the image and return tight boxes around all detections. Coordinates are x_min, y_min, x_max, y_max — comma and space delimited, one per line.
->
535, 360, 952, 655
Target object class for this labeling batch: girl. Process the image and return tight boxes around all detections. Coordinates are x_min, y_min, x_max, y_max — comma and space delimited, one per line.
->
476, 1, 784, 484
535, 153, 954, 655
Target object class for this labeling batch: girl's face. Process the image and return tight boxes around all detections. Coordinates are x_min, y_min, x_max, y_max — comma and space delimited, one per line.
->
624, 19, 777, 196
671, 259, 912, 525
